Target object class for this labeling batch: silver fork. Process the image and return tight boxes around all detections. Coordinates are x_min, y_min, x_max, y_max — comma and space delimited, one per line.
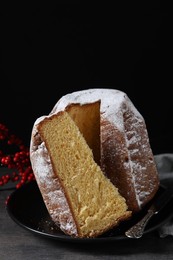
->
125, 187, 173, 239
125, 205, 157, 238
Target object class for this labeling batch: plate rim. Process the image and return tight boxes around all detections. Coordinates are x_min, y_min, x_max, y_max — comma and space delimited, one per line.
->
6, 180, 173, 243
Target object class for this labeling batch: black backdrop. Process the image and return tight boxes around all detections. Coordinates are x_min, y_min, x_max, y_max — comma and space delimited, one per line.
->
1, 3, 172, 155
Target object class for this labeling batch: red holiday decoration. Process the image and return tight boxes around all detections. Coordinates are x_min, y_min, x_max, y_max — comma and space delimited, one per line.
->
0, 123, 35, 188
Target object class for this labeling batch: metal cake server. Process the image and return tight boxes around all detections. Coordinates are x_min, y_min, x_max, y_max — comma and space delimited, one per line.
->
125, 187, 173, 238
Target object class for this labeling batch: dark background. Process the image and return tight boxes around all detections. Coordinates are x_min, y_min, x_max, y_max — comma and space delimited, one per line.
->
1, 3, 172, 155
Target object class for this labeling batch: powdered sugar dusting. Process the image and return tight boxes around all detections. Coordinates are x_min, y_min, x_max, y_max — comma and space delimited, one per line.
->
51, 88, 142, 132
30, 130, 78, 236
122, 106, 159, 209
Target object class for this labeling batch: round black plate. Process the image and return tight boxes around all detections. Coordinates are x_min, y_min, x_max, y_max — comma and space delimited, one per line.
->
6, 181, 173, 243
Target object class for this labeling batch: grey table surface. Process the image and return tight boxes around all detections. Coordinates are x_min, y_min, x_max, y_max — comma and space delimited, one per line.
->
1, 165, 173, 260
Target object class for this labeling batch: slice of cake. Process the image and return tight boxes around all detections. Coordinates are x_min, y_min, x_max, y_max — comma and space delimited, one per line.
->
30, 110, 132, 238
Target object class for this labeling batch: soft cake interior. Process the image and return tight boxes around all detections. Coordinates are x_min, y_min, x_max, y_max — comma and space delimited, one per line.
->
37, 107, 131, 238
65, 101, 100, 165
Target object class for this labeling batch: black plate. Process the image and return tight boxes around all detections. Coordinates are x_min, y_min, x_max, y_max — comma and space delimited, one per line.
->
6, 181, 173, 243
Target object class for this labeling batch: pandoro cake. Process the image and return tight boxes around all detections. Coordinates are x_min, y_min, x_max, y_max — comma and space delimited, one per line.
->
30, 88, 160, 238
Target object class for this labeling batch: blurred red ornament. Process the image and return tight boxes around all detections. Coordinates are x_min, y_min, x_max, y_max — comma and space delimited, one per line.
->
0, 123, 35, 188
